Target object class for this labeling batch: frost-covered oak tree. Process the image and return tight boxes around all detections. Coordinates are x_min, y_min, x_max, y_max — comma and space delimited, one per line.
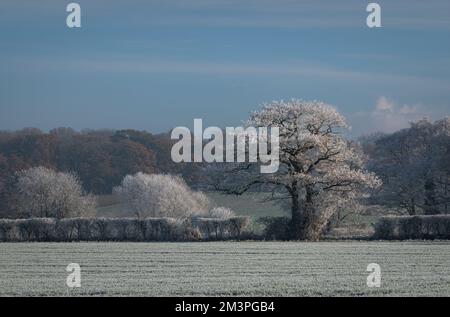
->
113, 173, 211, 218
217, 100, 381, 240
15, 166, 96, 218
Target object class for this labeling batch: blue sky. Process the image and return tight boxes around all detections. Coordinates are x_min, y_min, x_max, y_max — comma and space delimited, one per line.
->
1, 0, 449, 136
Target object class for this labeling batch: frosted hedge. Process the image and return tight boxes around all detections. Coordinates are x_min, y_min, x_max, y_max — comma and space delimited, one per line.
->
374, 215, 450, 240
0, 217, 249, 242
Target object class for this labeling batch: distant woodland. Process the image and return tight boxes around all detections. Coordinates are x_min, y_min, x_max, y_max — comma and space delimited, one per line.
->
1, 117, 450, 219
0, 128, 203, 217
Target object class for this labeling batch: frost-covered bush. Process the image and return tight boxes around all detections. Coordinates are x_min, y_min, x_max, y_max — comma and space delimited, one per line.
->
15, 167, 96, 218
208, 207, 235, 219
193, 216, 249, 240
374, 215, 450, 240
17, 218, 58, 241
257, 217, 292, 240
0, 217, 249, 241
113, 173, 210, 218
56, 218, 93, 241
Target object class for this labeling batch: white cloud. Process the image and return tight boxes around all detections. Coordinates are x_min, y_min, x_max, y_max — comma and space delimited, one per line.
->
349, 97, 426, 135
371, 97, 422, 132
375, 96, 395, 112
398, 104, 420, 115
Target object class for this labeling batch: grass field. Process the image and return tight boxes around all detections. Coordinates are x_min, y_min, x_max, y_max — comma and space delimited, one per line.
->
0, 241, 449, 296
96, 192, 290, 219
95, 192, 377, 224
95, 192, 380, 237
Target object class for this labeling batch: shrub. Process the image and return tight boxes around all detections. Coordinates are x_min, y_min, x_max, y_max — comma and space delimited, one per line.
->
0, 216, 249, 242
113, 173, 210, 218
142, 218, 188, 241
374, 215, 450, 240
57, 218, 93, 241
193, 216, 250, 240
14, 167, 96, 218
257, 217, 292, 240
0, 219, 17, 241
17, 218, 58, 241
208, 207, 235, 219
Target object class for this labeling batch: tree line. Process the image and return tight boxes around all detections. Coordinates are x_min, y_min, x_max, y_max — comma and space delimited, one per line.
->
0, 102, 449, 240
361, 118, 450, 215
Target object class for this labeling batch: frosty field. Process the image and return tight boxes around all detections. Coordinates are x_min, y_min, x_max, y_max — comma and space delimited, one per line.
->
0, 242, 449, 296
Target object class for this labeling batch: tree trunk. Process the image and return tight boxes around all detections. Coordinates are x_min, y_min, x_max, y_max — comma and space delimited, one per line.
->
445, 180, 448, 214
290, 184, 303, 240
410, 198, 416, 215
290, 184, 318, 240
302, 187, 319, 241
424, 178, 438, 215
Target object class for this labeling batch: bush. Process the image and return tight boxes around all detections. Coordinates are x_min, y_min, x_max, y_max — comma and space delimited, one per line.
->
257, 217, 292, 240
14, 167, 96, 218
56, 218, 94, 241
192, 216, 250, 240
0, 216, 250, 242
208, 207, 235, 219
0, 219, 18, 241
113, 173, 210, 218
374, 215, 450, 240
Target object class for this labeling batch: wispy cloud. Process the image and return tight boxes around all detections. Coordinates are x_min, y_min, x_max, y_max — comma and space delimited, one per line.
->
10, 56, 450, 93
1, 0, 449, 30
350, 96, 429, 135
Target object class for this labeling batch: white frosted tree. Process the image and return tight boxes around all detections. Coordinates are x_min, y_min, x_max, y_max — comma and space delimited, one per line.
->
15, 166, 96, 218
113, 173, 211, 218
218, 100, 381, 240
